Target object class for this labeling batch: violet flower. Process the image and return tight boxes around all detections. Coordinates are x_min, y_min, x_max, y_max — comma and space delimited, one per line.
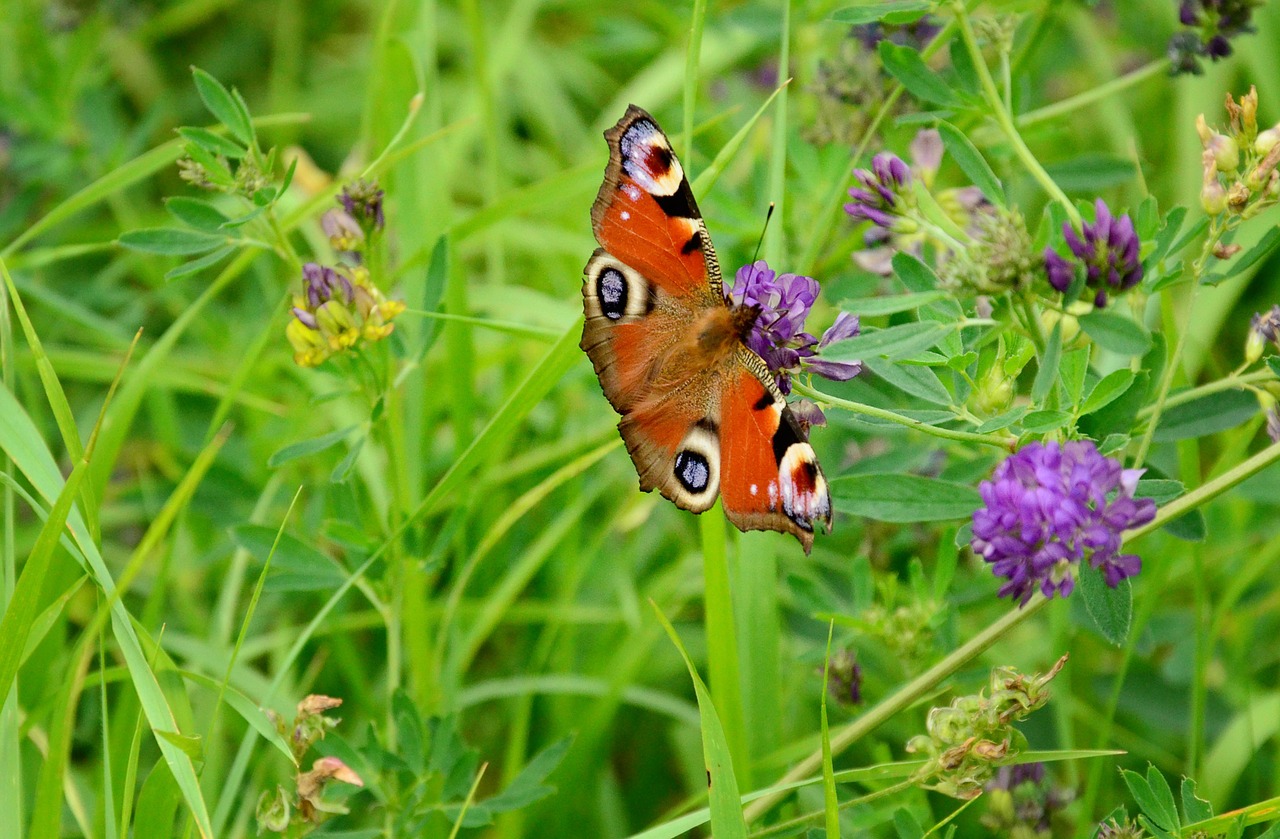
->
970, 441, 1156, 606
1043, 199, 1143, 308
844, 152, 911, 230
726, 260, 862, 394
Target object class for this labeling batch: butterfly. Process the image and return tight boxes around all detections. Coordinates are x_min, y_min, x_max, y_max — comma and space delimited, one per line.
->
580, 105, 832, 553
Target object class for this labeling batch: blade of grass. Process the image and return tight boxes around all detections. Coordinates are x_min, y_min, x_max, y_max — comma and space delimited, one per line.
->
763, 0, 791, 265
448, 763, 489, 839
682, 0, 708, 165
701, 503, 750, 788
820, 622, 839, 838
652, 601, 748, 839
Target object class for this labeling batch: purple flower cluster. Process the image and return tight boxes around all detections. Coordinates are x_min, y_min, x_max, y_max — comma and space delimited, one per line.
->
1170, 0, 1258, 75
844, 153, 911, 231
971, 441, 1156, 606
1043, 199, 1143, 308
727, 260, 862, 394
339, 179, 386, 231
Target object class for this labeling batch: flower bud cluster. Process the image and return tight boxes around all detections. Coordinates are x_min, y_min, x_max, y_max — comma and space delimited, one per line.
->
257, 695, 365, 834
905, 656, 1068, 799
1198, 87, 1280, 219
1168, 0, 1261, 76
981, 762, 1073, 839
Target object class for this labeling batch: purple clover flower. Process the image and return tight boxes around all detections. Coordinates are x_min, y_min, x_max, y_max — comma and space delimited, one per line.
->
844, 152, 911, 230
971, 441, 1156, 606
1043, 199, 1143, 308
726, 260, 862, 394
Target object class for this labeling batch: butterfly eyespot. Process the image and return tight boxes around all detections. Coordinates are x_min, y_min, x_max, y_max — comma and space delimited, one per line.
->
598, 269, 627, 320
674, 449, 711, 492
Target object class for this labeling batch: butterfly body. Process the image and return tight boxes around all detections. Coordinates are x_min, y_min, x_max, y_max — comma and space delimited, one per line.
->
582, 105, 831, 552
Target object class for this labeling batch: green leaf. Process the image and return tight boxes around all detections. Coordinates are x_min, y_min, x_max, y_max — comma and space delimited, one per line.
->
163, 245, 237, 282
133, 761, 182, 839
1021, 410, 1072, 433
191, 67, 254, 146
1145, 765, 1181, 831
821, 321, 950, 362
948, 38, 979, 95
1135, 479, 1183, 505
229, 525, 348, 592
840, 290, 950, 316
830, 474, 980, 522
830, 0, 932, 23
176, 126, 245, 158
893, 807, 925, 839
1143, 207, 1187, 276
1181, 778, 1214, 824
268, 424, 360, 467
155, 730, 204, 762
118, 227, 228, 256
937, 121, 1005, 206
1079, 311, 1152, 356
165, 197, 230, 231
480, 735, 573, 813
1153, 388, 1256, 441
877, 41, 959, 106
329, 435, 366, 483
1059, 347, 1089, 405
1081, 369, 1135, 416
1162, 509, 1207, 542
975, 405, 1028, 433
863, 357, 952, 405
1078, 563, 1131, 646
1032, 322, 1062, 403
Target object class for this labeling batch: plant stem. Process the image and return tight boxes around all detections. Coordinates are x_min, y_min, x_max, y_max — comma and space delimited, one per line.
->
1135, 369, 1273, 419
1125, 441, 1280, 543
951, 1, 1079, 225
1132, 219, 1226, 465
793, 381, 1016, 449
1016, 59, 1171, 128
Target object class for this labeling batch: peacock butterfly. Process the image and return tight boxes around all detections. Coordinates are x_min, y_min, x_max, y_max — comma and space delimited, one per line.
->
581, 105, 832, 553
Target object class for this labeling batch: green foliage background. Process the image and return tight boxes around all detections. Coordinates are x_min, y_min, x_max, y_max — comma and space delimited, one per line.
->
4, 0, 1280, 836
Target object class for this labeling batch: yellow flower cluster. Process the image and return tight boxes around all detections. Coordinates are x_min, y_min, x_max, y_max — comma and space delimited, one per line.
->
286, 263, 405, 367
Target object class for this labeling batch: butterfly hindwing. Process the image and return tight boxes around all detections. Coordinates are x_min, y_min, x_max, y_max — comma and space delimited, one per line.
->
718, 354, 831, 552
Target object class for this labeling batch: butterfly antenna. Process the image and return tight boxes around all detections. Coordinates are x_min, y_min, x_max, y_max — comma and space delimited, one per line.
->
750, 202, 776, 265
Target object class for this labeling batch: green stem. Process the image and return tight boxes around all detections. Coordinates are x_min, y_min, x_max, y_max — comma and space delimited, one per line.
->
792, 381, 1016, 450
1016, 59, 1171, 129
1132, 220, 1226, 465
1135, 369, 1273, 419
951, 1, 1079, 225
700, 504, 751, 787
1125, 442, 1280, 543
